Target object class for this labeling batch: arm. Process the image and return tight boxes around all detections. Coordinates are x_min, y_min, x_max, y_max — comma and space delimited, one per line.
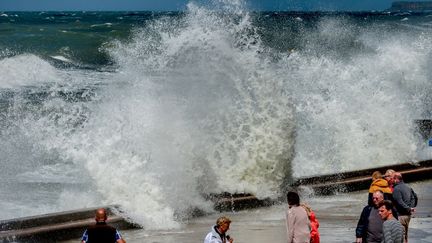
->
286, 209, 294, 243
382, 221, 394, 243
411, 188, 418, 208
392, 189, 411, 214
355, 207, 369, 241
81, 229, 88, 243
116, 230, 126, 243
227, 235, 233, 243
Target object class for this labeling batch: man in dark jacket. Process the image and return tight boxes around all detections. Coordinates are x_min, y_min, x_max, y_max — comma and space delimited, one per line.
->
355, 191, 397, 243
392, 173, 417, 243
81, 208, 126, 243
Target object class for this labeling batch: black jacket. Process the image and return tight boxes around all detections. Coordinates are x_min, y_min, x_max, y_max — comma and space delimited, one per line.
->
85, 222, 118, 243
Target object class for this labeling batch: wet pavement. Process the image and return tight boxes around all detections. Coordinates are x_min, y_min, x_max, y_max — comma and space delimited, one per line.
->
62, 180, 432, 243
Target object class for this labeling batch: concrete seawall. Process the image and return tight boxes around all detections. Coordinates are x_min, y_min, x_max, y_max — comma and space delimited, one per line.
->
213, 160, 432, 210
1, 160, 431, 242
0, 206, 135, 242
290, 160, 432, 195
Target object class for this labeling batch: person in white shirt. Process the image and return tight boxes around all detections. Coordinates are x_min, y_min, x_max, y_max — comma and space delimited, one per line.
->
204, 216, 234, 243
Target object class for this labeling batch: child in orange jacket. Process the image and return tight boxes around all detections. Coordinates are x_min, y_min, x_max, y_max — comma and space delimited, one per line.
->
368, 171, 393, 205
301, 203, 320, 243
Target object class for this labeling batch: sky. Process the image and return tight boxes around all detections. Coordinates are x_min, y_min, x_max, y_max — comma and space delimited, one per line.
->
0, 0, 428, 11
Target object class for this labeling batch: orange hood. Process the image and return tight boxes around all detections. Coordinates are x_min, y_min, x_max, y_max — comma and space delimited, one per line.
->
369, 178, 392, 194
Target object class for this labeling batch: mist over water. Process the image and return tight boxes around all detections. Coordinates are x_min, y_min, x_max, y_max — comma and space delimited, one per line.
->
1, 1, 432, 228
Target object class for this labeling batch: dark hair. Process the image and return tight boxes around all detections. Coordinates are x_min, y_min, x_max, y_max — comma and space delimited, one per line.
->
378, 200, 393, 210
394, 173, 403, 181
287, 191, 300, 206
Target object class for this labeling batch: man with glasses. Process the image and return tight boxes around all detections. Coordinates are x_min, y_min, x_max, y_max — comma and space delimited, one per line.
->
383, 169, 396, 192
355, 191, 397, 243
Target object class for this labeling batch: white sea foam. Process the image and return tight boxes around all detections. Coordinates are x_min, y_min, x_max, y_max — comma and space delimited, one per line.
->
47, 2, 431, 227
50, 55, 72, 62
288, 20, 432, 177
2, 0, 432, 229
33, 0, 294, 228
0, 54, 59, 88
17, 163, 81, 184
91, 23, 113, 28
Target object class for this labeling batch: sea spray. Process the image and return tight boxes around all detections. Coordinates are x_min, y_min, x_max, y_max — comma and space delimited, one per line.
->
73, 1, 295, 227
284, 17, 431, 176
1, 8, 432, 228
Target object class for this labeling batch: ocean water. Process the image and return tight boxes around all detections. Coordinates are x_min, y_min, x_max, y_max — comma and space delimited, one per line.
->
1, 1, 432, 229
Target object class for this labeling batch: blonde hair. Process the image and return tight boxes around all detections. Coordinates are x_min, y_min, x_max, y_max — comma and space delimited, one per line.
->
385, 169, 395, 177
216, 216, 231, 226
371, 171, 382, 180
300, 203, 312, 214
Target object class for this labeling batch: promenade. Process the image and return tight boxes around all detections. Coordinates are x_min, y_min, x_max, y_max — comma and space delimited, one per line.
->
63, 180, 432, 243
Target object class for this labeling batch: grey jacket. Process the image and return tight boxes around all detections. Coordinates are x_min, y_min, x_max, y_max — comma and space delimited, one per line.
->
392, 181, 417, 215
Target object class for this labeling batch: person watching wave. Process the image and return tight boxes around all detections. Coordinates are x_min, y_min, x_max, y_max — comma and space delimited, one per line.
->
368, 171, 392, 206
81, 208, 126, 243
286, 191, 310, 243
204, 216, 234, 243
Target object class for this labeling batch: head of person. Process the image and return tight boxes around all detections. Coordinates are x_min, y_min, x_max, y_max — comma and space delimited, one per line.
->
378, 200, 394, 220
287, 191, 300, 207
393, 172, 403, 183
372, 190, 384, 207
384, 169, 395, 184
216, 216, 231, 234
371, 171, 382, 181
95, 208, 108, 223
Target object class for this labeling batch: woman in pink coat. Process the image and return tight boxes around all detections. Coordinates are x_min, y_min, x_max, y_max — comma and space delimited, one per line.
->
286, 192, 311, 243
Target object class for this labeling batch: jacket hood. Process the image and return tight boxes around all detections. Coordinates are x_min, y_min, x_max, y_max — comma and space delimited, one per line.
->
369, 178, 392, 193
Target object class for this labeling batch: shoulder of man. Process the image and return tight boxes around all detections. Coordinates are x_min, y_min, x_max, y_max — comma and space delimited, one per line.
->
362, 205, 373, 214
88, 223, 109, 227
88, 223, 117, 231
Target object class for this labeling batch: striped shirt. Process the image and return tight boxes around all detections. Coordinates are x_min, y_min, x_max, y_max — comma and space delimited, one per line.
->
382, 218, 404, 243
